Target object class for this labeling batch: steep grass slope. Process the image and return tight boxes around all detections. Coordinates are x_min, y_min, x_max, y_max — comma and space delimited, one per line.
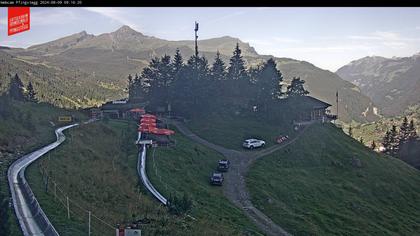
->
247, 124, 420, 235
0, 98, 86, 236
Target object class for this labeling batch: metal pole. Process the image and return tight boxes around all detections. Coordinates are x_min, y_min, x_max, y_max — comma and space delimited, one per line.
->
67, 196, 70, 219
194, 21, 199, 57
336, 90, 339, 120
88, 211, 91, 236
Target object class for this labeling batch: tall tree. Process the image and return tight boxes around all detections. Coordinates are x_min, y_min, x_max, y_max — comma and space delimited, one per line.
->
172, 48, 184, 75
127, 74, 134, 101
227, 43, 247, 81
253, 58, 283, 113
408, 119, 418, 141
141, 55, 174, 109
389, 125, 400, 156
211, 51, 226, 81
26, 81, 37, 102
398, 116, 410, 145
382, 130, 391, 154
8, 74, 25, 101
286, 77, 309, 97
370, 140, 376, 150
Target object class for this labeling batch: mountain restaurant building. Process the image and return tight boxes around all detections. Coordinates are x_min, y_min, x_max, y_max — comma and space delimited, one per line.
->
294, 96, 337, 125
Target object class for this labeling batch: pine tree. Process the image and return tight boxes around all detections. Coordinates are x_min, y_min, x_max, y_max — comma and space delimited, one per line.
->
408, 119, 418, 141
26, 81, 37, 102
172, 48, 184, 75
257, 58, 283, 99
8, 74, 25, 101
398, 116, 410, 145
286, 77, 309, 97
382, 130, 391, 154
370, 140, 376, 150
227, 43, 247, 81
141, 55, 174, 109
389, 125, 399, 156
211, 51, 226, 81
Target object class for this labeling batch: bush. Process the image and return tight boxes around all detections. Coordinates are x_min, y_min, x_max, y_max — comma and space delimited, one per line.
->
167, 192, 192, 215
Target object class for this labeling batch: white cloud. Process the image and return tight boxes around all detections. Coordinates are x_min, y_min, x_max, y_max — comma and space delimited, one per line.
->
272, 37, 303, 44
349, 31, 420, 42
82, 7, 143, 31
279, 45, 373, 53
31, 9, 78, 26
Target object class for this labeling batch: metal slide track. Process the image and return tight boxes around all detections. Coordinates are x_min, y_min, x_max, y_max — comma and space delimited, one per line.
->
137, 144, 167, 205
8, 124, 79, 236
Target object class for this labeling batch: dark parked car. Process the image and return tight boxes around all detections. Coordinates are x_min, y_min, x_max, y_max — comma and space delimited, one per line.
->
210, 172, 224, 186
217, 159, 230, 172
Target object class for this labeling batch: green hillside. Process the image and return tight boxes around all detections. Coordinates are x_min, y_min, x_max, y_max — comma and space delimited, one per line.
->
147, 127, 262, 235
0, 50, 125, 108
0, 97, 86, 236
25, 120, 261, 235
247, 123, 420, 235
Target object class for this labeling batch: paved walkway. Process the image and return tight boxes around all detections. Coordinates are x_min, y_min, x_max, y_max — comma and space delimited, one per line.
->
170, 120, 308, 236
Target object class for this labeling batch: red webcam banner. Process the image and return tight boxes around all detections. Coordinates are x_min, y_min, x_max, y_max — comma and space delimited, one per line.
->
8, 7, 30, 36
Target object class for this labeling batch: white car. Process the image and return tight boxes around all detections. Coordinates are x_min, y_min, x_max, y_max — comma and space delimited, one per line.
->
242, 139, 265, 149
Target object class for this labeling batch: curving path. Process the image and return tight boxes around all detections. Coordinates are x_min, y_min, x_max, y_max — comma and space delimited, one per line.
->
8, 123, 82, 236
170, 120, 308, 236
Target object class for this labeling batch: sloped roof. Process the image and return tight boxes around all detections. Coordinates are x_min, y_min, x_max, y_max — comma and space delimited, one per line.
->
300, 96, 332, 109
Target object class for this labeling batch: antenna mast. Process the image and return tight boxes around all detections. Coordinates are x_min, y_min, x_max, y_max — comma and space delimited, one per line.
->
194, 21, 199, 57
336, 90, 339, 121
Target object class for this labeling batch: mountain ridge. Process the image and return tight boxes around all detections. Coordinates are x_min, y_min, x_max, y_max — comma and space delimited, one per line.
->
337, 52, 420, 116
1, 25, 378, 122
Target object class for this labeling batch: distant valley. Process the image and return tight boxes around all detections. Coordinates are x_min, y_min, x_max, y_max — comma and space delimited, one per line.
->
337, 53, 420, 117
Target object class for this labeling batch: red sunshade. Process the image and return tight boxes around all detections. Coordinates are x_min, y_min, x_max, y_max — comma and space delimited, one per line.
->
138, 126, 158, 133
142, 114, 157, 119
140, 118, 156, 123
153, 128, 175, 136
140, 123, 156, 128
130, 108, 145, 113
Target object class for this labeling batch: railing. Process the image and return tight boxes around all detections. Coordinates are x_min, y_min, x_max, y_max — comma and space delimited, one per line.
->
17, 170, 59, 236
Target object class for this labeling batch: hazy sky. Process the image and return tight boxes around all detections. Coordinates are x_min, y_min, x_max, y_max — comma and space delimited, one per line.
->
1, 7, 420, 71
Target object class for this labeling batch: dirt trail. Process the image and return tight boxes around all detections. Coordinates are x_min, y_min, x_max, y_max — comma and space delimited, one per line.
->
171, 120, 308, 236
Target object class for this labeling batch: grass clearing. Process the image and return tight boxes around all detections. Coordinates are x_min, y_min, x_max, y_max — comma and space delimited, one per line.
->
187, 113, 295, 150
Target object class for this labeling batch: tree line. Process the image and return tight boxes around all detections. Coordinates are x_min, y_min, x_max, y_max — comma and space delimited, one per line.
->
5, 73, 38, 103
378, 117, 418, 158
128, 43, 308, 118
